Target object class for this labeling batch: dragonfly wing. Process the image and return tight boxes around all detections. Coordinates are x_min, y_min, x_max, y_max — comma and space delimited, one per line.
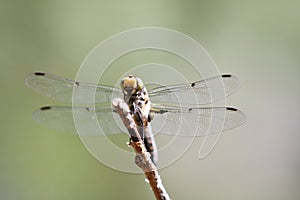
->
33, 105, 127, 136
150, 103, 246, 136
25, 72, 122, 104
149, 74, 240, 105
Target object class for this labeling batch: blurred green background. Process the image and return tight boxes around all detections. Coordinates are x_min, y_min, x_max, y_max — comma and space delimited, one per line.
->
1, 0, 300, 199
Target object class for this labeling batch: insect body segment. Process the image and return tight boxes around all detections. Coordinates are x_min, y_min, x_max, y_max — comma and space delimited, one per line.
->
121, 75, 157, 165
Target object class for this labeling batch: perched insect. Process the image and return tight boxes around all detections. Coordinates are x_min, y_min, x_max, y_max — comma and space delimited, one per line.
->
25, 72, 246, 165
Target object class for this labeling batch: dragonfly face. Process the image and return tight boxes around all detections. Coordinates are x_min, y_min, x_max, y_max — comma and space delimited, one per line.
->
121, 75, 144, 102
25, 72, 246, 166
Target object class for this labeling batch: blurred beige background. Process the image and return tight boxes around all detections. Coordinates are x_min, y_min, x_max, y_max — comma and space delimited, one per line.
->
1, 0, 299, 199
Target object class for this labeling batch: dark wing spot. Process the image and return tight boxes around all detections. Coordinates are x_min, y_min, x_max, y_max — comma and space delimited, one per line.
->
143, 91, 147, 95
34, 72, 45, 76
85, 107, 90, 111
40, 106, 51, 110
75, 81, 80, 86
222, 74, 231, 78
128, 75, 133, 78
145, 100, 148, 104
188, 108, 193, 112
226, 107, 237, 111
191, 82, 196, 87
159, 109, 168, 114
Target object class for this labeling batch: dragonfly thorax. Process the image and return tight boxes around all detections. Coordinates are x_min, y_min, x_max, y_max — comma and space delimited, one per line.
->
121, 75, 151, 124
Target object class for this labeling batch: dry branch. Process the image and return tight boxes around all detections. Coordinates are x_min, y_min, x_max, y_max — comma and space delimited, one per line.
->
112, 98, 171, 200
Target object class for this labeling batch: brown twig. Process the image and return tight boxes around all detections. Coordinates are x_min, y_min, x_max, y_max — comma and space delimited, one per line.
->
112, 98, 171, 200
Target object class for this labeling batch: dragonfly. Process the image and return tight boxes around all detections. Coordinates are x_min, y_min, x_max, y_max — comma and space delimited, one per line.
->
25, 72, 246, 165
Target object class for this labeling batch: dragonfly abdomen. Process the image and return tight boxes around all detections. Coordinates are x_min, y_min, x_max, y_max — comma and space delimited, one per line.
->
134, 124, 158, 166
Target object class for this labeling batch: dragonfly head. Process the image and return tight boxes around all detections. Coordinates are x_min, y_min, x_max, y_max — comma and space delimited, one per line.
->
121, 75, 144, 102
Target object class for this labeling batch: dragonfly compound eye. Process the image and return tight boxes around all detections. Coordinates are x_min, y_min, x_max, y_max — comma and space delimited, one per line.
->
121, 76, 138, 93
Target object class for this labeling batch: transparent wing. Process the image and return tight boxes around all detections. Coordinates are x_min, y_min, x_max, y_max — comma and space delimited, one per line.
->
149, 74, 240, 105
25, 72, 122, 104
32, 104, 245, 137
150, 103, 246, 136
33, 105, 126, 136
